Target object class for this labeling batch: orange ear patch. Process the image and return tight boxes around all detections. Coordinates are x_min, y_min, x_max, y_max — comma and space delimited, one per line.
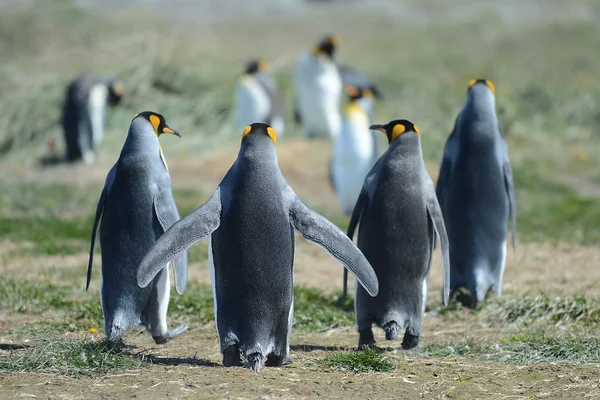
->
149, 115, 161, 135
413, 124, 421, 135
485, 79, 496, 94
267, 127, 277, 144
391, 123, 406, 141
242, 125, 252, 139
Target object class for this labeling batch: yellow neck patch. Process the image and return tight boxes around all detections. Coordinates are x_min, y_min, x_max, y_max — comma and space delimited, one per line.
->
345, 101, 364, 116
149, 115, 161, 136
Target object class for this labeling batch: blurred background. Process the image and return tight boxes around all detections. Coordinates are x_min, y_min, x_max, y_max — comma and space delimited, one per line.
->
1, 1, 600, 395
1, 0, 599, 283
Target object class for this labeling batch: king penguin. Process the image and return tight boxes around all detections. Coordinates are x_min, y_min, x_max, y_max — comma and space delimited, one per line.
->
435, 79, 517, 307
62, 74, 125, 164
345, 119, 450, 350
234, 59, 285, 135
294, 34, 343, 139
137, 123, 379, 372
87, 111, 188, 345
331, 86, 378, 215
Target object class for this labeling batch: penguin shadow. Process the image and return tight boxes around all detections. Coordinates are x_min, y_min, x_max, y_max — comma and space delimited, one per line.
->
0, 343, 29, 351
290, 344, 352, 352
139, 353, 219, 368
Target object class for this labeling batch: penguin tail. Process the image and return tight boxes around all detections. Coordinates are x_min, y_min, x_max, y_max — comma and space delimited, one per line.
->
382, 321, 401, 341
246, 352, 265, 373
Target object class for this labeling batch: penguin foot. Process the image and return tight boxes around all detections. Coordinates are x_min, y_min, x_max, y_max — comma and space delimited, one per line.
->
358, 329, 375, 350
246, 352, 264, 373
383, 321, 400, 341
451, 286, 477, 309
152, 324, 188, 344
265, 353, 293, 367
222, 345, 242, 367
401, 331, 419, 350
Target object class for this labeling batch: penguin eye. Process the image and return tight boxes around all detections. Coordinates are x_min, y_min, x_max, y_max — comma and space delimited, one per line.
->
391, 124, 406, 141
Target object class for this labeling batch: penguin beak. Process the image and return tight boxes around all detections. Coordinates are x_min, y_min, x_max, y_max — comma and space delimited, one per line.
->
161, 126, 181, 137
369, 124, 387, 134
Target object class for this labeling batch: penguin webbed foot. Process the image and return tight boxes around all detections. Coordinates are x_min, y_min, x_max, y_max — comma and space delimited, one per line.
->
152, 324, 188, 344
265, 353, 292, 367
222, 345, 243, 368
357, 329, 375, 350
246, 352, 265, 373
401, 331, 419, 350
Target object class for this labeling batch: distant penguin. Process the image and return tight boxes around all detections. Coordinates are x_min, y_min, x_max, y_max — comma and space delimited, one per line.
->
345, 119, 450, 350
137, 123, 379, 372
331, 86, 377, 215
295, 34, 343, 139
87, 111, 188, 345
234, 59, 285, 135
62, 74, 125, 164
336, 64, 384, 106
435, 79, 516, 307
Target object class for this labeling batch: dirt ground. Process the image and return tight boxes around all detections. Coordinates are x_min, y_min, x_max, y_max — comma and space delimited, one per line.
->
1, 138, 600, 399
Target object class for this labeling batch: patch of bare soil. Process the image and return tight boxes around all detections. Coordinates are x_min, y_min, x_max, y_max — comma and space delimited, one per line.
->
2, 139, 600, 399
1, 329, 599, 400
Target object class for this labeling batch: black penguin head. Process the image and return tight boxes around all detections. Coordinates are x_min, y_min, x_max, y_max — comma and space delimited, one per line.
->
467, 79, 495, 95
132, 111, 180, 137
107, 78, 125, 106
244, 59, 269, 75
369, 119, 421, 144
344, 85, 374, 102
241, 122, 277, 144
312, 34, 340, 59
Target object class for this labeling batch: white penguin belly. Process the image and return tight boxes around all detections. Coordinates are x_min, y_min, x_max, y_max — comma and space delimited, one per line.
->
88, 83, 108, 149
296, 55, 342, 139
235, 78, 270, 130
332, 122, 374, 214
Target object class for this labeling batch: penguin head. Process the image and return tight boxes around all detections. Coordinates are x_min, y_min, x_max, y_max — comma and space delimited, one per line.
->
131, 111, 180, 138
467, 79, 495, 95
312, 34, 340, 59
345, 85, 374, 102
107, 78, 125, 106
241, 122, 277, 144
244, 59, 269, 75
369, 119, 421, 144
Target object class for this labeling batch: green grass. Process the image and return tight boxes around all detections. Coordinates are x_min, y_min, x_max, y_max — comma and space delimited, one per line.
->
0, 279, 103, 328
0, 338, 143, 376
293, 287, 354, 332
501, 333, 600, 363
318, 348, 393, 373
422, 332, 600, 364
499, 294, 600, 326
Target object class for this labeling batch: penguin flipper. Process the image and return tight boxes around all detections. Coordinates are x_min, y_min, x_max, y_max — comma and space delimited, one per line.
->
343, 189, 368, 297
86, 166, 116, 291
138, 189, 222, 289
288, 193, 378, 297
503, 161, 517, 250
426, 191, 450, 305
153, 188, 189, 295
